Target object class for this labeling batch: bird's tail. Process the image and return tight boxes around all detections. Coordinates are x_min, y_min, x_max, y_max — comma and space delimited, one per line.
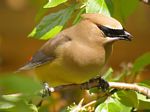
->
14, 62, 35, 73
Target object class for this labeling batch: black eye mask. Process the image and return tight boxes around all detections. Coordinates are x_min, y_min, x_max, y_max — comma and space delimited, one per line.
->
98, 25, 126, 37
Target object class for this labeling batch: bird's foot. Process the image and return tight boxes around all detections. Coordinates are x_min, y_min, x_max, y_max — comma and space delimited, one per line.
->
81, 77, 109, 91
97, 77, 109, 91
36, 83, 54, 107
41, 82, 54, 97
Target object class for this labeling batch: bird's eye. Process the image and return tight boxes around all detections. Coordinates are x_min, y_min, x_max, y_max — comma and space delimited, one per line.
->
98, 25, 125, 37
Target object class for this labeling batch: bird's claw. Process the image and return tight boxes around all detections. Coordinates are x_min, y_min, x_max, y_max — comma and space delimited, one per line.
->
98, 77, 109, 91
89, 77, 109, 91
41, 82, 54, 97
81, 77, 109, 91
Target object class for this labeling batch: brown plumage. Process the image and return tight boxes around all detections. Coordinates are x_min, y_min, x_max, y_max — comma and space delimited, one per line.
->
18, 13, 132, 87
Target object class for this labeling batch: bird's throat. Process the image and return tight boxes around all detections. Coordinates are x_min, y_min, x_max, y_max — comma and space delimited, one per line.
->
104, 43, 113, 63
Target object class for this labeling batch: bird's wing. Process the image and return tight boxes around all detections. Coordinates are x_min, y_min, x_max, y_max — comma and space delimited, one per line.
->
17, 33, 71, 71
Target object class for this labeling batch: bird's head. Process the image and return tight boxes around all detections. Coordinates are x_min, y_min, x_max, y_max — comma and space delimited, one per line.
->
81, 13, 132, 44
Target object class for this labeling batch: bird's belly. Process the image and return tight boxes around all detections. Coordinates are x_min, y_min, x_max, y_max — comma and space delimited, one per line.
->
34, 60, 102, 87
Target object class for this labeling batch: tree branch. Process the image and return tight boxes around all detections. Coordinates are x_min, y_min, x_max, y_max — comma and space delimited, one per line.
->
51, 78, 150, 98
109, 82, 150, 98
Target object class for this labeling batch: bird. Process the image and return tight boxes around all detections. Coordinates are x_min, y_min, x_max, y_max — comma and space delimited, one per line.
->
17, 13, 132, 87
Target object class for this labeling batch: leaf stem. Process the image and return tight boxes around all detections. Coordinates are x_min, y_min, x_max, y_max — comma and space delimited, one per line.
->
82, 100, 96, 108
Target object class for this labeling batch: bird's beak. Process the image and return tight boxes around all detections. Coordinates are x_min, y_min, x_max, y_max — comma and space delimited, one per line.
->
98, 25, 133, 41
119, 31, 133, 41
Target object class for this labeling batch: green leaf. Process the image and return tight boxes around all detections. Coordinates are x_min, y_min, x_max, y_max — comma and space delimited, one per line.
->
35, 8, 49, 23
115, 90, 138, 108
34, 0, 48, 22
0, 101, 14, 110
105, 0, 114, 15
0, 75, 42, 94
40, 26, 63, 40
0, 100, 33, 112
89, 87, 106, 95
136, 92, 150, 110
113, 72, 125, 82
39, 105, 49, 112
73, 7, 86, 25
138, 80, 150, 89
103, 68, 113, 81
111, 0, 139, 23
1, 94, 21, 102
0, 94, 22, 110
44, 0, 68, 8
29, 104, 38, 112
86, 0, 111, 16
9, 101, 33, 112
29, 4, 75, 40
95, 98, 132, 112
132, 52, 150, 74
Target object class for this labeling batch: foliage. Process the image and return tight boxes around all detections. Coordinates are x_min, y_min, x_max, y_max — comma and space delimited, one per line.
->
86, 0, 110, 16
0, 53, 150, 112
132, 52, 150, 74
29, 0, 139, 40
29, 4, 76, 40
1, 0, 150, 112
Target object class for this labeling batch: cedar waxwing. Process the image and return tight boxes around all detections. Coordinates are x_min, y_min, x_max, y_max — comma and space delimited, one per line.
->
17, 13, 132, 87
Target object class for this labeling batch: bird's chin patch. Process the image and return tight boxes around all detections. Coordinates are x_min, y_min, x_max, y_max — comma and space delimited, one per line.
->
105, 35, 132, 43
104, 37, 120, 43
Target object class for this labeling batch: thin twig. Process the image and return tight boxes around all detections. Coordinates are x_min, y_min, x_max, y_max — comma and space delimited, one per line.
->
51, 78, 150, 98
82, 100, 96, 108
109, 82, 150, 98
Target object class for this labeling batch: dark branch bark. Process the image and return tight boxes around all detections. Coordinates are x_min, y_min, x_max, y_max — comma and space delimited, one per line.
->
51, 78, 150, 98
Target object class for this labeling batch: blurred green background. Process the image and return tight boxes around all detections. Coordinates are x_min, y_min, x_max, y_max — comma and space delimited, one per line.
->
0, 0, 150, 79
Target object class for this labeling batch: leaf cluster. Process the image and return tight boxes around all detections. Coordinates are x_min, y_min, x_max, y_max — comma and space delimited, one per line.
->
0, 0, 149, 112
0, 53, 149, 112
29, 0, 139, 40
